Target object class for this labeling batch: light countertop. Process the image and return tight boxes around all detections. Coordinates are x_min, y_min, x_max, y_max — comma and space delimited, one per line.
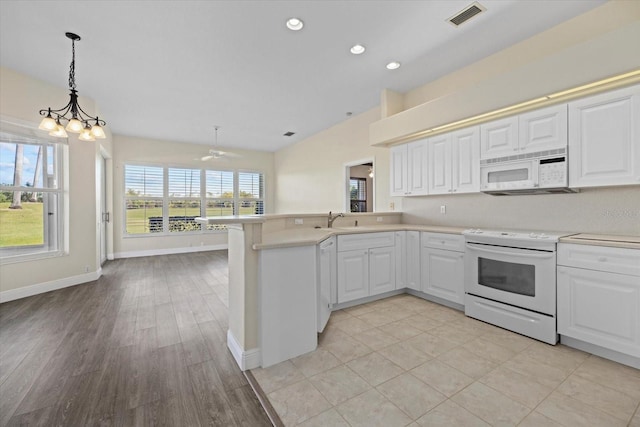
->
559, 233, 640, 250
253, 224, 467, 250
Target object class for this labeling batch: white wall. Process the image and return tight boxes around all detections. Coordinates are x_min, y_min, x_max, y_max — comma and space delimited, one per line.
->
274, 107, 393, 213
112, 134, 275, 257
0, 66, 113, 296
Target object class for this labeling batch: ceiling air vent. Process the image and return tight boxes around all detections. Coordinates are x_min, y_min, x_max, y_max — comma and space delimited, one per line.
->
448, 2, 485, 27
283, 131, 295, 137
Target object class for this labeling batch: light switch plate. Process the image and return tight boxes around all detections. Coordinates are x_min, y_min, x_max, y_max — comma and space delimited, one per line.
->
440, 205, 446, 214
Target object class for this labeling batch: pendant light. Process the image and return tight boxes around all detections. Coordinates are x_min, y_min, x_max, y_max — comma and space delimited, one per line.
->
39, 32, 106, 141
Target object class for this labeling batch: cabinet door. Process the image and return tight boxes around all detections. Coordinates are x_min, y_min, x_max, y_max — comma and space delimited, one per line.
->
390, 145, 408, 196
422, 248, 465, 305
369, 246, 396, 296
519, 104, 568, 154
406, 231, 421, 291
395, 231, 407, 289
569, 85, 640, 188
407, 139, 429, 195
558, 266, 639, 358
428, 133, 452, 195
480, 116, 518, 159
451, 126, 480, 194
318, 238, 336, 332
337, 249, 369, 303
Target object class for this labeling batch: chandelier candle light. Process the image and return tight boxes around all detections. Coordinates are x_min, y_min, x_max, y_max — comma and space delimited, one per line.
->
38, 32, 106, 141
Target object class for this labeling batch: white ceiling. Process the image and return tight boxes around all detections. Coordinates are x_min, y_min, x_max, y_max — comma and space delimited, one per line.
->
0, 0, 604, 152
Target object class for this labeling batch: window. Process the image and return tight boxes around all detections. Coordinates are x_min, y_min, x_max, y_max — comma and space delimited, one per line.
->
238, 172, 264, 215
168, 168, 201, 232
349, 178, 366, 212
0, 122, 66, 262
123, 165, 264, 235
124, 165, 164, 234
205, 170, 234, 231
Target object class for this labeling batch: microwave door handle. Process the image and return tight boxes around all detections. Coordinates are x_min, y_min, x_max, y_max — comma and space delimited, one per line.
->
465, 243, 554, 259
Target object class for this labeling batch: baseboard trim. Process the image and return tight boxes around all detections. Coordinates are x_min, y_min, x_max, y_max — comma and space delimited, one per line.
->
0, 268, 102, 303
227, 329, 261, 371
114, 244, 228, 259
560, 335, 640, 369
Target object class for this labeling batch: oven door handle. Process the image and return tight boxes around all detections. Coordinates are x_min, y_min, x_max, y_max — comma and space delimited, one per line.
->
465, 243, 554, 259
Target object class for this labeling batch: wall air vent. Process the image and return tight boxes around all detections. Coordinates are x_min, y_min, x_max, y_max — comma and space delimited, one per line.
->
283, 131, 296, 137
448, 2, 485, 27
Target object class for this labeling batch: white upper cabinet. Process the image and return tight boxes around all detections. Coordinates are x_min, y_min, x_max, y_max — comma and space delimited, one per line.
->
451, 126, 481, 193
428, 133, 452, 195
429, 127, 480, 195
390, 144, 408, 197
481, 105, 567, 159
389, 139, 429, 196
519, 104, 568, 153
407, 139, 429, 195
480, 116, 518, 159
568, 84, 640, 188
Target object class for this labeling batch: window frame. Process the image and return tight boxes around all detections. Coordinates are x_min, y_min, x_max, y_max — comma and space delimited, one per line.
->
0, 119, 67, 264
122, 163, 265, 237
349, 177, 367, 213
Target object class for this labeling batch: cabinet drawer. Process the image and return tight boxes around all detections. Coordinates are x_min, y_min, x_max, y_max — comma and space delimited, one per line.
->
422, 232, 465, 252
558, 243, 640, 276
337, 232, 395, 252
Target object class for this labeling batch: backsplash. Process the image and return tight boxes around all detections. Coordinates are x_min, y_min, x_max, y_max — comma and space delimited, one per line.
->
401, 186, 640, 236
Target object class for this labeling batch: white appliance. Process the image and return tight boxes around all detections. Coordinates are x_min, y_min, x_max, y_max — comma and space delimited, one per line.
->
480, 148, 576, 195
464, 229, 568, 344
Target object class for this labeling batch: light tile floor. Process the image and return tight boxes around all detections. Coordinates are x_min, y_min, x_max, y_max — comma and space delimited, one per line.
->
251, 294, 640, 426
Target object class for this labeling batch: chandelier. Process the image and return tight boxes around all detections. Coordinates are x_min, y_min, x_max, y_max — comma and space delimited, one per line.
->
38, 32, 106, 141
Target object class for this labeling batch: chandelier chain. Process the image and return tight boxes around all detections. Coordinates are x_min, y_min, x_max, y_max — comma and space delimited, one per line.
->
68, 39, 76, 90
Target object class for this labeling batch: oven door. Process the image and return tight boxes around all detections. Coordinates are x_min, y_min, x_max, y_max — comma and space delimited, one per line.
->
480, 160, 538, 192
465, 242, 556, 315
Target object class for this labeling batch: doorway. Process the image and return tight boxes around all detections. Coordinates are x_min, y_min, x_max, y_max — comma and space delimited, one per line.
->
344, 158, 375, 213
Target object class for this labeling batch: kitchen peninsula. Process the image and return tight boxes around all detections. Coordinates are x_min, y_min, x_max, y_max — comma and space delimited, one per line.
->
196, 212, 470, 370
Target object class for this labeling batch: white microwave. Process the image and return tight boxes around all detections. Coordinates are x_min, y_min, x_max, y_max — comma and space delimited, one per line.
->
480, 149, 576, 195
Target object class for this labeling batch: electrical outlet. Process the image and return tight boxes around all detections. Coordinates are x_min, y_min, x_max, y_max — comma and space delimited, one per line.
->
376, 216, 383, 222
390, 202, 395, 210
294, 218, 303, 225
84, 265, 89, 273
440, 205, 446, 214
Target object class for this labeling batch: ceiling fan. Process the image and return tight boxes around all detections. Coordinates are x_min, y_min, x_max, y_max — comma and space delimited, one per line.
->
200, 126, 240, 161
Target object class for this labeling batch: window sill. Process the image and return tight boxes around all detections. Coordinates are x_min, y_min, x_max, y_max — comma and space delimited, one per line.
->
0, 249, 67, 266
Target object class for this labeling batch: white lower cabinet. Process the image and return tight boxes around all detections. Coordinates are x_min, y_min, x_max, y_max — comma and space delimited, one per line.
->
317, 237, 336, 333
395, 230, 421, 291
421, 232, 465, 305
557, 243, 640, 359
337, 249, 369, 303
337, 232, 396, 304
370, 246, 396, 295
406, 231, 421, 291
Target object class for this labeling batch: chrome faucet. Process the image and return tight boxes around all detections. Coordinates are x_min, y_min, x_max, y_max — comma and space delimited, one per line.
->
327, 211, 344, 228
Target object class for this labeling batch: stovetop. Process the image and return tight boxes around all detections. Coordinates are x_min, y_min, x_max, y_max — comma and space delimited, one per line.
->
463, 228, 573, 248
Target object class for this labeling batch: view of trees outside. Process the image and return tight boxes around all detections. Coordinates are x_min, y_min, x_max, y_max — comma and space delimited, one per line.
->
0, 141, 51, 248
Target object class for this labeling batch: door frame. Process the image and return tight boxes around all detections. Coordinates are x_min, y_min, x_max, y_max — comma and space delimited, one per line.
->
343, 157, 375, 213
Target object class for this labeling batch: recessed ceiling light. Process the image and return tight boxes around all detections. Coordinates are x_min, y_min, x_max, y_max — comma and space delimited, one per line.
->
350, 44, 366, 55
386, 61, 401, 70
286, 18, 304, 31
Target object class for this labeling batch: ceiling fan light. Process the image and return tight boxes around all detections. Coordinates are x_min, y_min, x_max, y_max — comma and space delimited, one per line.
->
38, 115, 57, 131
66, 118, 84, 133
91, 123, 106, 139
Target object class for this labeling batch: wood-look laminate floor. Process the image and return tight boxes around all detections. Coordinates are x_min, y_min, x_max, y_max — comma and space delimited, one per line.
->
0, 251, 272, 427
